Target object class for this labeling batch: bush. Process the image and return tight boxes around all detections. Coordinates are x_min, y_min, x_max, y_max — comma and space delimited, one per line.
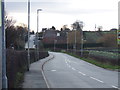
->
88, 50, 119, 65
6, 49, 49, 88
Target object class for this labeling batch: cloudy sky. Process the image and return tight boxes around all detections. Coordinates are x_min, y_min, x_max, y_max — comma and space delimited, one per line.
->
5, 0, 119, 32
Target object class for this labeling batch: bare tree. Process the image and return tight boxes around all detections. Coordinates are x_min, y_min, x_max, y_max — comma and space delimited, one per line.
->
71, 20, 84, 31
97, 26, 103, 31
5, 12, 16, 28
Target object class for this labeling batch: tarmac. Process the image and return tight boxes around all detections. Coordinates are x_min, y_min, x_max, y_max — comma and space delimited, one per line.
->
22, 53, 54, 88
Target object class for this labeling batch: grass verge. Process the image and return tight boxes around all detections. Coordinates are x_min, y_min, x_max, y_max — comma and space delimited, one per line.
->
62, 51, 120, 70
14, 66, 27, 88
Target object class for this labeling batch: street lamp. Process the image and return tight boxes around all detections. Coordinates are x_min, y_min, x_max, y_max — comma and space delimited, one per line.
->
66, 32, 68, 51
79, 21, 84, 57
27, 0, 30, 71
1, 0, 8, 88
54, 32, 60, 51
74, 29, 76, 53
80, 29, 83, 57
54, 40, 57, 51
37, 9, 42, 60
81, 31, 84, 57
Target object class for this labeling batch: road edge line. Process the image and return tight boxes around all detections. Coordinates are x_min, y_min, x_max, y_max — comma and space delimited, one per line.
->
41, 53, 54, 88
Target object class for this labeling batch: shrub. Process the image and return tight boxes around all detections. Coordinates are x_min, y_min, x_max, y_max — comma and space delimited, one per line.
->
88, 50, 119, 65
6, 49, 48, 88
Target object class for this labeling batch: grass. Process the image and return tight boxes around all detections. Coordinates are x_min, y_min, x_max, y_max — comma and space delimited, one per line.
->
14, 66, 27, 88
89, 50, 119, 60
15, 72, 24, 88
62, 51, 120, 70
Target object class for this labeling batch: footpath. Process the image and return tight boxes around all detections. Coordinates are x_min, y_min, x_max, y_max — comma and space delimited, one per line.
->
22, 53, 54, 88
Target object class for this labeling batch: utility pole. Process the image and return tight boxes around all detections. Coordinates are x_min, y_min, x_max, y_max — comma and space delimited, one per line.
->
37, 9, 42, 60
80, 30, 83, 57
0, 0, 2, 89
74, 29, 76, 53
66, 32, 68, 51
27, 0, 30, 71
54, 39, 55, 51
1, 0, 8, 88
95, 24, 96, 31
0, 26, 2, 90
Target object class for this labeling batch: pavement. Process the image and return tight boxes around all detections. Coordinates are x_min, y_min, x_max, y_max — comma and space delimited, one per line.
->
22, 52, 54, 88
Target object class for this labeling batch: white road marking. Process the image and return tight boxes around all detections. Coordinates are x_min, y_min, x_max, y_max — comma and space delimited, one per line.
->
78, 71, 86, 76
68, 65, 71, 68
51, 70, 56, 72
72, 67, 76, 70
90, 77, 104, 83
67, 60, 71, 62
66, 63, 69, 66
65, 59, 67, 62
112, 85, 118, 88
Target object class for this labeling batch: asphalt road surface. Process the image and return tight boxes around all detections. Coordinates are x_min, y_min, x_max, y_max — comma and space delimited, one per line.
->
43, 52, 118, 88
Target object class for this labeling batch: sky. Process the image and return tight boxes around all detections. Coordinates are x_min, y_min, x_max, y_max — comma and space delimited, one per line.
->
5, 0, 120, 32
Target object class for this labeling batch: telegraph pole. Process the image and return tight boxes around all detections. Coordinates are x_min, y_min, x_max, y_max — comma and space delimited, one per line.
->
27, 0, 30, 71
67, 32, 68, 51
74, 29, 76, 53
0, 0, 2, 89
80, 30, 83, 57
1, 0, 8, 88
37, 9, 42, 60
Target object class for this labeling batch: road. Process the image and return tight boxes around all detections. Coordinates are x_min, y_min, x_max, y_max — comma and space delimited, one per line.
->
43, 52, 118, 88
25, 34, 36, 49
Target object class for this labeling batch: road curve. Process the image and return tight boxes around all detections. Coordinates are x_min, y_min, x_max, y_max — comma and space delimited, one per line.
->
43, 52, 118, 88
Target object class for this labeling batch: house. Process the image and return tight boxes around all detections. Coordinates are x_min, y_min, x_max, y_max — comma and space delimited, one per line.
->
42, 28, 69, 45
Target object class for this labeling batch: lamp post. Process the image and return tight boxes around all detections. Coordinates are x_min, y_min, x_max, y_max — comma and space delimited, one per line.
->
27, 0, 30, 71
54, 40, 57, 51
74, 29, 76, 53
37, 9, 42, 60
80, 30, 83, 57
81, 22, 84, 57
66, 32, 68, 51
79, 21, 84, 57
1, 0, 8, 88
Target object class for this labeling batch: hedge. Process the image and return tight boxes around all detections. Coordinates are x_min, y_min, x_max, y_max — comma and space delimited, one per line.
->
6, 49, 49, 88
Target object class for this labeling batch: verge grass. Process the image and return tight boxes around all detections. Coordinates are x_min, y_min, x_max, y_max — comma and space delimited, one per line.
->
62, 51, 120, 70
